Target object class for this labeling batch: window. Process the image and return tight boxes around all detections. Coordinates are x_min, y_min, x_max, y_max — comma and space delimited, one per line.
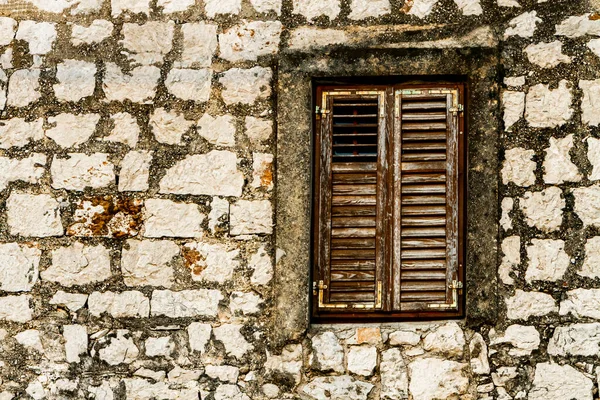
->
312, 82, 466, 322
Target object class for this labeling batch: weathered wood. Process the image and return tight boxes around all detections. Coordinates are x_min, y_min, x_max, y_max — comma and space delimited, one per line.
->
331, 237, 376, 248
401, 194, 447, 205
332, 184, 377, 195
332, 162, 377, 172
331, 205, 377, 216
332, 195, 377, 206
331, 216, 376, 227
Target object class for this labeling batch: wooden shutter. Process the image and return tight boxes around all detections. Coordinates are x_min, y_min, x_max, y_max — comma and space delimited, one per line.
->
314, 88, 387, 311
392, 86, 464, 313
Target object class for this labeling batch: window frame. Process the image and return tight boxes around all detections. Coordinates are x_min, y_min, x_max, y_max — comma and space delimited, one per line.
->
311, 81, 467, 323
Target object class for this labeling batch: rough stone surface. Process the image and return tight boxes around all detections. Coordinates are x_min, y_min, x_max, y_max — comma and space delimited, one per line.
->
145, 336, 174, 357
63, 325, 87, 363
165, 69, 211, 102
219, 21, 282, 62
209, 197, 229, 234
525, 41, 571, 68
490, 325, 540, 356
7, 69, 40, 107
183, 241, 240, 283
580, 79, 600, 126
6, 192, 63, 237
179, 23, 217, 68
149, 108, 194, 145
408, 358, 469, 400
143, 199, 204, 238
213, 324, 253, 359
105, 113, 140, 147
454, 0, 482, 15
264, 344, 303, 385
46, 113, 100, 148
230, 292, 262, 315
520, 187, 564, 232
505, 11, 541, 38
389, 329, 421, 346
121, 239, 179, 287
0, 118, 44, 149
230, 200, 273, 235
251, 153, 274, 190
505, 290, 558, 320
499, 236, 520, 285
311, 332, 344, 373
0, 243, 39, 292
528, 363, 593, 400
502, 147, 535, 186
422, 322, 465, 357
525, 80, 573, 128
0, 17, 16, 46
250, 0, 282, 14
525, 239, 570, 282
502, 91, 525, 130
380, 348, 408, 399
293, 0, 340, 20
103, 64, 161, 103
187, 323, 211, 354
0, 295, 32, 322
15, 21, 56, 54
197, 114, 236, 147
88, 291, 150, 318
49, 291, 88, 311
120, 22, 174, 66
158, 0, 195, 13
99, 330, 139, 365
53, 60, 96, 102
579, 237, 600, 278
560, 288, 600, 319
219, 67, 272, 105
111, 0, 150, 16
574, 185, 600, 227
245, 117, 272, 145
347, 346, 377, 376
469, 332, 490, 374
151, 290, 223, 318
348, 0, 389, 19
119, 151, 152, 192
301, 376, 373, 400
543, 135, 581, 184
556, 14, 600, 37
500, 197, 514, 231
204, 0, 242, 17
205, 365, 239, 383
71, 20, 113, 46
249, 246, 273, 286
51, 153, 115, 190
43, 242, 111, 286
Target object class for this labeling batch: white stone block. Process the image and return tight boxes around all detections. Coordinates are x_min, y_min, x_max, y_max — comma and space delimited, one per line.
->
220, 67, 272, 105
347, 346, 377, 376
230, 200, 273, 235
158, 0, 194, 13
71, 20, 113, 46
88, 290, 150, 318
183, 241, 239, 283
103, 63, 161, 103
525, 239, 569, 282
187, 322, 211, 353
489, 325, 540, 356
121, 239, 179, 287
525, 41, 571, 68
574, 184, 600, 227
6, 192, 63, 237
560, 288, 600, 319
63, 325, 87, 363
111, 0, 150, 16
213, 324, 253, 359
0, 295, 32, 322
501, 147, 535, 186
99, 330, 139, 365
214, 385, 249, 400
54, 60, 97, 102
145, 336, 174, 357
529, 363, 592, 400
389, 329, 420, 346
505, 289, 557, 320
49, 291, 88, 311
160, 150, 244, 197
380, 348, 408, 399
500, 197, 514, 231
580, 237, 600, 278
265, 344, 303, 385
151, 289, 223, 317
7, 69, 40, 107
15, 329, 43, 352
165, 68, 211, 102
543, 134, 581, 184
209, 197, 229, 234
499, 235, 520, 285
588, 38, 600, 58
251, 152, 274, 190
119, 150, 151, 192
51, 153, 115, 190
0, 243, 39, 292
302, 376, 373, 400
250, 0, 281, 14
469, 333, 490, 374
46, 113, 100, 148
520, 187, 564, 232
348, 0, 389, 19
179, 22, 217, 68
206, 365, 239, 383
556, 14, 600, 38
143, 199, 204, 238
497, 0, 520, 6
405, 0, 438, 18
288, 27, 348, 50
548, 323, 600, 358
245, 116, 272, 144
454, 0, 482, 15
408, 358, 469, 400
204, 0, 241, 17
580, 79, 600, 127
502, 91, 525, 130
0, 118, 43, 148
219, 21, 282, 62
16, 21, 56, 54
229, 291, 262, 315
0, 17, 16, 46
525, 80, 573, 128
504, 76, 525, 86
0, 153, 46, 191
121, 22, 174, 65
311, 331, 344, 373
504, 11, 541, 38
293, 0, 340, 20
198, 114, 236, 147
149, 108, 194, 145
105, 112, 140, 147
43, 242, 112, 286
422, 322, 465, 357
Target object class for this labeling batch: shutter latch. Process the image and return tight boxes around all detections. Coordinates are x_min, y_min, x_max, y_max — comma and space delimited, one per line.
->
427, 280, 463, 310
449, 104, 464, 115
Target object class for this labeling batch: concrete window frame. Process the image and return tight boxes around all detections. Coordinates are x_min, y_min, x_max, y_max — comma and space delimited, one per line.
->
273, 45, 500, 346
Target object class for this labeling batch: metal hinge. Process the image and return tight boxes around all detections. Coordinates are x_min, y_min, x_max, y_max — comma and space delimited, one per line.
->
315, 106, 330, 115
449, 104, 464, 115
427, 280, 463, 310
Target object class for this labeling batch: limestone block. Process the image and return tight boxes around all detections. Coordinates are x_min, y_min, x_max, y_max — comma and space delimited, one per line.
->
406, 0, 438, 18
99, 330, 139, 365
209, 197, 229, 234
229, 291, 262, 315
124, 379, 197, 400
104, 113, 140, 147
67, 197, 143, 238
504, 76, 525, 86
380, 348, 408, 399
230, 200, 273, 235
7, 69, 40, 107
347, 346, 377, 376
213, 324, 253, 359
525, 41, 571, 68
111, 0, 150, 16
121, 22, 174, 65
250, 0, 281, 14
408, 358, 469, 400
219, 21, 282, 62
165, 68, 211, 102
188, 322, 211, 354
497, 0, 520, 7
505, 290, 557, 320
264, 344, 303, 385
348, 327, 382, 345
160, 151, 244, 196
103, 63, 161, 103
501, 147, 535, 186
54, 60, 97, 102
548, 323, 600, 357
158, 0, 194, 13
143, 199, 204, 238
49, 291, 88, 311
293, 0, 340, 20
311, 332, 344, 373
0, 17, 16, 46
525, 80, 573, 128
198, 114, 236, 147
588, 38, 600, 58
204, 0, 242, 17
560, 288, 600, 319
422, 322, 465, 357
183, 242, 239, 283
167, 366, 201, 383
249, 246, 273, 286
502, 91, 525, 130
389, 329, 421, 346
0, 295, 32, 322
579, 237, 600, 278
151, 289, 223, 317
529, 363, 592, 400
145, 336, 174, 357
349, 0, 389, 19
454, 0, 482, 15
15, 329, 43, 352
51, 153, 115, 190
520, 187, 564, 232
16, 21, 56, 54
149, 108, 194, 145
206, 365, 239, 383
504, 11, 541, 38
525, 239, 569, 282
301, 376, 373, 400
0, 118, 43, 148
0, 243, 40, 292
543, 135, 581, 184
556, 14, 600, 38
118, 150, 151, 192
88, 291, 150, 318
71, 20, 113, 46
489, 325, 540, 356
43, 242, 111, 286
251, 152, 273, 190
288, 27, 348, 50
580, 79, 600, 126
87, 382, 114, 400
25, 381, 45, 399
46, 113, 100, 148
63, 325, 87, 363
179, 23, 217, 68
6, 192, 63, 237
245, 116, 272, 144
0, 154, 46, 191
574, 185, 600, 226
220, 67, 272, 105
469, 332, 490, 374
121, 239, 179, 287
500, 197, 514, 231
499, 236, 520, 285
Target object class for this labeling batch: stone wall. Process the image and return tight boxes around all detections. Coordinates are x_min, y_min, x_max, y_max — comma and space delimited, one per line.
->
0, 0, 599, 399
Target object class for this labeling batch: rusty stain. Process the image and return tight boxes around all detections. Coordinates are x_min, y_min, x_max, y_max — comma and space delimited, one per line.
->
260, 161, 273, 188
68, 196, 143, 237
400, 0, 414, 14
182, 247, 206, 275
590, 12, 600, 20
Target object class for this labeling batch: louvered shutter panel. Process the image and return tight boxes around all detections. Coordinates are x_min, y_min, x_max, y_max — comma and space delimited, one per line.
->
392, 87, 463, 312
314, 89, 386, 311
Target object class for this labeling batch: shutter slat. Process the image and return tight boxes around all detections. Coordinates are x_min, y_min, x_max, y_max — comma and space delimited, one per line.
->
332, 162, 377, 172
401, 161, 447, 171
332, 195, 377, 206
402, 216, 446, 226
331, 216, 376, 227
402, 173, 446, 183
333, 173, 377, 184
402, 184, 446, 194
332, 184, 376, 195
331, 238, 376, 248
332, 205, 376, 216
401, 195, 446, 205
